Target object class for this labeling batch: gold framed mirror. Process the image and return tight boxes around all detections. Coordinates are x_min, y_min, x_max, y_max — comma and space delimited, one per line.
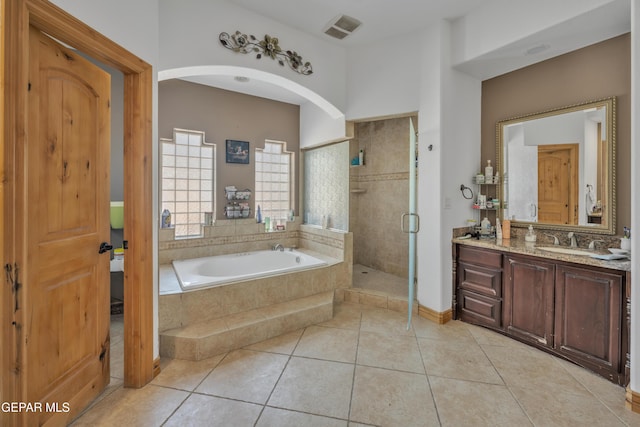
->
496, 97, 616, 235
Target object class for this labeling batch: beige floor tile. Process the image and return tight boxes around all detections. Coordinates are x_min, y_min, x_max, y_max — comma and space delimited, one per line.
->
360, 306, 414, 337
465, 322, 534, 350
418, 337, 503, 384
164, 393, 262, 427
350, 365, 438, 426
357, 331, 424, 373
412, 317, 476, 342
71, 384, 188, 426
151, 355, 224, 391
430, 376, 532, 427
268, 357, 354, 419
318, 302, 363, 330
510, 385, 626, 426
353, 264, 407, 298
196, 349, 289, 404
483, 344, 591, 396
244, 329, 304, 354
256, 407, 348, 426
293, 325, 359, 363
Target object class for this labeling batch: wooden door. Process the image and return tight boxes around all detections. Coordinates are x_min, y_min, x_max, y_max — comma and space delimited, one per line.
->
538, 144, 578, 224
22, 26, 111, 425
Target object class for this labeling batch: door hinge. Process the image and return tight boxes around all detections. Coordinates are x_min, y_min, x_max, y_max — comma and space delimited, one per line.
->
27, 82, 31, 92
123, 240, 128, 250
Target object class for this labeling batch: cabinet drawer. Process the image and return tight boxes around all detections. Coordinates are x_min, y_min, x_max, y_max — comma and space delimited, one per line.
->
458, 261, 502, 297
458, 289, 502, 329
458, 245, 502, 268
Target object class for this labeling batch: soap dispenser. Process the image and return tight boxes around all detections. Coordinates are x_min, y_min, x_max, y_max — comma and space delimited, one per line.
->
525, 224, 537, 242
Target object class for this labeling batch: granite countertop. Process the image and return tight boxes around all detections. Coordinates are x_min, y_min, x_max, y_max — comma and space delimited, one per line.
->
452, 236, 631, 272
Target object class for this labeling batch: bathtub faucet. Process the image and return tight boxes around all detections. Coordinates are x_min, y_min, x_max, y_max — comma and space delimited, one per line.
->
272, 243, 284, 252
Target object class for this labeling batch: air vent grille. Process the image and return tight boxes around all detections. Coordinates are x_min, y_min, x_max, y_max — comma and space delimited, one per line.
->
323, 14, 361, 40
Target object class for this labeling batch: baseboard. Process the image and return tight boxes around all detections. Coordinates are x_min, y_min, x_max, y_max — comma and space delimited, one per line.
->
153, 357, 161, 378
626, 386, 640, 413
418, 304, 452, 324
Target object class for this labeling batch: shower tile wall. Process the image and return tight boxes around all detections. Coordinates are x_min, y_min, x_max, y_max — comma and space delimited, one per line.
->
350, 117, 416, 278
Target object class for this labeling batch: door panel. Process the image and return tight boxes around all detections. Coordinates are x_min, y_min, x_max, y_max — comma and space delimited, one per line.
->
24, 26, 111, 425
538, 144, 578, 224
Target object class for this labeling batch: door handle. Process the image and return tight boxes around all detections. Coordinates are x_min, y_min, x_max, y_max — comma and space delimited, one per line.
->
98, 242, 113, 254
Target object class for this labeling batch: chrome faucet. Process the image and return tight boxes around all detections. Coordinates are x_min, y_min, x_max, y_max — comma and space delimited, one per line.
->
544, 233, 560, 245
272, 243, 284, 252
568, 232, 578, 247
588, 239, 605, 250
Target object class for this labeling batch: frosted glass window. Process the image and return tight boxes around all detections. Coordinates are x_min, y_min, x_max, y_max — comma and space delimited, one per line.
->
160, 129, 215, 238
255, 140, 293, 222
303, 141, 349, 231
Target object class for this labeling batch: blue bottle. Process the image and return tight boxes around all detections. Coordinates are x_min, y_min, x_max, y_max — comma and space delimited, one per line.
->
256, 205, 262, 223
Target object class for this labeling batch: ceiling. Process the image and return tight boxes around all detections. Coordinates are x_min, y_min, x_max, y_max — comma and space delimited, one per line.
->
180, 0, 631, 106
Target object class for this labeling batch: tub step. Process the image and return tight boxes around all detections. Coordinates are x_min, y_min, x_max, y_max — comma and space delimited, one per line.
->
160, 291, 334, 360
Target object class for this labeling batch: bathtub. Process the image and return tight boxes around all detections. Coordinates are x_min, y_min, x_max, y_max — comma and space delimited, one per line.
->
172, 249, 328, 291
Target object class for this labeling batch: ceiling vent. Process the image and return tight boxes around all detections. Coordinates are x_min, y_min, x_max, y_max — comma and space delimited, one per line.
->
323, 14, 362, 40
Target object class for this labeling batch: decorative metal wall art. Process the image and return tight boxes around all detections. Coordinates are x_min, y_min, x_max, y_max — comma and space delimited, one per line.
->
219, 31, 313, 75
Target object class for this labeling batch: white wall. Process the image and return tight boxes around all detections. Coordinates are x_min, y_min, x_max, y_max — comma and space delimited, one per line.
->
630, 0, 639, 395
346, 31, 421, 120
159, 0, 347, 114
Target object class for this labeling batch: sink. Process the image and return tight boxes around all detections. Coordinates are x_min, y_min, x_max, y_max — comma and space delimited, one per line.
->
536, 246, 593, 256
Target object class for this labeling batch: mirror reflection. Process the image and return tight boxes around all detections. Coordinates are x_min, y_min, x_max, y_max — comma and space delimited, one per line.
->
497, 97, 616, 235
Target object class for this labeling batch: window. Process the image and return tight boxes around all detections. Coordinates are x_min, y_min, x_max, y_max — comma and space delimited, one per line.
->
303, 141, 349, 231
255, 140, 293, 222
161, 129, 215, 238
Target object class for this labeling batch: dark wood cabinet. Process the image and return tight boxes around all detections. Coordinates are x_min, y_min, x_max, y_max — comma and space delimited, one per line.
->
453, 242, 629, 385
504, 254, 555, 348
555, 264, 623, 383
455, 246, 502, 328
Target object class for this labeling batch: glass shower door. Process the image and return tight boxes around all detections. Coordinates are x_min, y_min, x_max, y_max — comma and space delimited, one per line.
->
402, 117, 419, 329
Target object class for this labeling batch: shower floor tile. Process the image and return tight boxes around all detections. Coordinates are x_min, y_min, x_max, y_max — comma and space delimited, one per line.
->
352, 263, 408, 298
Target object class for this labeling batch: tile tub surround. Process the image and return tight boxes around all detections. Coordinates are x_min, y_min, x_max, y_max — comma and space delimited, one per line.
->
159, 227, 352, 360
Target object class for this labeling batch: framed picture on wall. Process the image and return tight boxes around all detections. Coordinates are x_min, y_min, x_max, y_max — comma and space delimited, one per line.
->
226, 140, 250, 164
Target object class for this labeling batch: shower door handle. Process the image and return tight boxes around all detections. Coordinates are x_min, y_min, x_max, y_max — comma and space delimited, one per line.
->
401, 213, 420, 234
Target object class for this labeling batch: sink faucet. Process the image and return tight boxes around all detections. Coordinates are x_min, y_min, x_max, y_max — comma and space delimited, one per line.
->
272, 243, 284, 251
544, 233, 560, 245
568, 232, 578, 247
588, 239, 605, 250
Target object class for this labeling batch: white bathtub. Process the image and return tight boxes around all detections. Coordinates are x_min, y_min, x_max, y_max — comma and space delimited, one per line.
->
172, 249, 328, 291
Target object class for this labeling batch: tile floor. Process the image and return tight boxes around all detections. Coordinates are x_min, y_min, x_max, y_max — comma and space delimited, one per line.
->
352, 264, 408, 298
73, 304, 640, 426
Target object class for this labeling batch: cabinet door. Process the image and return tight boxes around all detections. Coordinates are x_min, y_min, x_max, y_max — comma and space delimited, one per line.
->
555, 265, 622, 379
504, 255, 555, 347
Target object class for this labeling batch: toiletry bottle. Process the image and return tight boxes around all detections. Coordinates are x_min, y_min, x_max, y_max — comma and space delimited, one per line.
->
256, 205, 262, 223
480, 217, 491, 235
496, 218, 502, 239
494, 171, 500, 184
485, 160, 493, 183
359, 149, 364, 166
264, 217, 270, 232
161, 209, 171, 228
525, 224, 537, 242
502, 219, 511, 239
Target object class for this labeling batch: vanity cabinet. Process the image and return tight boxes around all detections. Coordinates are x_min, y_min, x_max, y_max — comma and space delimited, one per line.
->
453, 242, 629, 385
555, 265, 623, 382
455, 246, 502, 329
503, 254, 555, 349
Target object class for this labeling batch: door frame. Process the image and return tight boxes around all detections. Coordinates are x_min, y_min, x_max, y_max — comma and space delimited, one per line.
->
1, 0, 154, 418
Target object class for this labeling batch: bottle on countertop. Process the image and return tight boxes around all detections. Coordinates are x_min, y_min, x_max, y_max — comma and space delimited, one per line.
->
502, 219, 511, 239
480, 217, 491, 235
359, 149, 365, 166
496, 218, 503, 239
525, 224, 537, 242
